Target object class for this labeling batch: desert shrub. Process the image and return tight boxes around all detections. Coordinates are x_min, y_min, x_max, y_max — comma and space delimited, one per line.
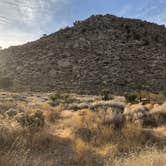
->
102, 111, 125, 130
73, 108, 164, 157
74, 109, 122, 146
74, 110, 102, 144
89, 100, 125, 111
125, 93, 137, 103
49, 93, 61, 101
124, 102, 166, 128
150, 93, 166, 104
148, 103, 166, 126
77, 108, 125, 131
66, 103, 89, 111
124, 104, 152, 127
141, 116, 158, 127
63, 95, 78, 103
75, 128, 92, 142
137, 91, 166, 104
101, 89, 110, 101
15, 110, 45, 132
5, 108, 18, 118
152, 112, 166, 126
0, 101, 17, 115
49, 93, 77, 103
45, 105, 63, 123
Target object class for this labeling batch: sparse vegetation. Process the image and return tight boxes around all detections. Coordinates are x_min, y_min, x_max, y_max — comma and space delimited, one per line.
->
0, 91, 165, 165
1, 14, 166, 94
16, 110, 45, 131
125, 93, 137, 103
49, 93, 78, 103
101, 89, 111, 101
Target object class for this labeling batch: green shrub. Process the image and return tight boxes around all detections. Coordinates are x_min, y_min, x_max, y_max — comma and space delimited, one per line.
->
49, 93, 61, 101
125, 93, 137, 103
101, 89, 110, 101
49, 93, 77, 103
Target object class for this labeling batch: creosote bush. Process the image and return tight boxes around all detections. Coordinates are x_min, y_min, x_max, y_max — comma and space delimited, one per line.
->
101, 89, 110, 101
49, 93, 78, 103
15, 110, 45, 132
125, 93, 137, 103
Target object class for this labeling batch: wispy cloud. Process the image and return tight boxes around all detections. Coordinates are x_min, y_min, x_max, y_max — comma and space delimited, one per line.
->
0, 0, 166, 48
115, 0, 166, 25
128, 0, 166, 25
0, 0, 70, 48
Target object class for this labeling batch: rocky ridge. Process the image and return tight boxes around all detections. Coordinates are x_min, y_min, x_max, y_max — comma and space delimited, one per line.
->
0, 14, 166, 94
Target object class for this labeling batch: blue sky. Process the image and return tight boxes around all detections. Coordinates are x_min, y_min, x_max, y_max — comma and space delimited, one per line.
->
0, 0, 166, 48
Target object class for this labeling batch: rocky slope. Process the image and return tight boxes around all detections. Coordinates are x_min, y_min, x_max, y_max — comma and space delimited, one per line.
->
0, 14, 166, 94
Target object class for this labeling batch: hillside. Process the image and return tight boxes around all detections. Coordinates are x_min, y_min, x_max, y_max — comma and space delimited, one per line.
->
0, 14, 166, 94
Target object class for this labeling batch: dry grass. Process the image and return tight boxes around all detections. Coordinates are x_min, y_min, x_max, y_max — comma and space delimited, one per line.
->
0, 101, 17, 116
137, 91, 166, 104
0, 92, 165, 166
0, 118, 23, 149
72, 109, 164, 157
42, 104, 63, 123
145, 103, 166, 127
110, 149, 166, 166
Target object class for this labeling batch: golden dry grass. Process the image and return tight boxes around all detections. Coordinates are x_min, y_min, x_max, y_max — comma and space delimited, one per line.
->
110, 149, 166, 166
0, 92, 165, 166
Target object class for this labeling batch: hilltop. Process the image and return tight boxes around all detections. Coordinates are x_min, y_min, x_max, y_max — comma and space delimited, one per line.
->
0, 14, 166, 94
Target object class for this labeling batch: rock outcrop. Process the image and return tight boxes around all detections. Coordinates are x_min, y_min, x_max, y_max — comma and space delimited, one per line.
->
0, 14, 166, 94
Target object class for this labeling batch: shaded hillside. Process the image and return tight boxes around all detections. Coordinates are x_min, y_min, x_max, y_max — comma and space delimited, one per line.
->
0, 14, 166, 94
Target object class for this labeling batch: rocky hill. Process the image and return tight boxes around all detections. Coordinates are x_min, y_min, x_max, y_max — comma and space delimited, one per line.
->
0, 14, 166, 94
